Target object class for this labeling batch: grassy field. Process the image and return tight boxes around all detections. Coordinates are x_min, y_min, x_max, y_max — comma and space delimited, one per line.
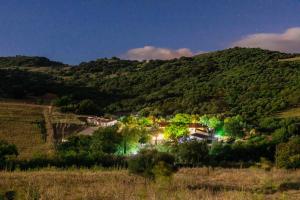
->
0, 101, 87, 159
0, 102, 53, 159
0, 168, 299, 200
276, 107, 300, 118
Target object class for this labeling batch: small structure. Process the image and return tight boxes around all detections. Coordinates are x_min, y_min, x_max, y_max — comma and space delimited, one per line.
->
86, 116, 118, 127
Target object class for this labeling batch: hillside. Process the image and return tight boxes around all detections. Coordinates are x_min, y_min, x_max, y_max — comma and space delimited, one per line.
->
0, 102, 53, 159
0, 101, 88, 159
0, 48, 299, 123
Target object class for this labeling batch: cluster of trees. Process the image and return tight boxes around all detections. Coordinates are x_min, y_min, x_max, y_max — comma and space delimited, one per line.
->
57, 124, 150, 159
163, 113, 246, 139
1, 116, 300, 170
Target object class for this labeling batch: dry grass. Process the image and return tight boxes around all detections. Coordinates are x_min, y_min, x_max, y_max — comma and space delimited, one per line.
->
278, 57, 300, 62
0, 168, 300, 200
276, 107, 300, 119
0, 102, 52, 159
51, 107, 84, 125
0, 101, 87, 159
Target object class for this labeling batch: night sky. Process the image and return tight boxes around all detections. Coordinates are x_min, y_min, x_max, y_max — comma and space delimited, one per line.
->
0, 0, 299, 64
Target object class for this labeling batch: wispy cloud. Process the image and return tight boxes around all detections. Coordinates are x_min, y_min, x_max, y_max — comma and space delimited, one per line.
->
232, 27, 300, 53
122, 46, 200, 60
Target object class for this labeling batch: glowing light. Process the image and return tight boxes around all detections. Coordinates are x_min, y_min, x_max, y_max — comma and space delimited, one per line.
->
216, 129, 225, 137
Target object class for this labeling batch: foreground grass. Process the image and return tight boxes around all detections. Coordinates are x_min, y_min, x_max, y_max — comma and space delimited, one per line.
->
0, 168, 300, 200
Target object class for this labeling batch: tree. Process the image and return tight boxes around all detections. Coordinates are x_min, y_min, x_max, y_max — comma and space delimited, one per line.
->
77, 99, 101, 115
208, 116, 222, 129
91, 126, 122, 154
164, 114, 191, 140
171, 114, 192, 124
223, 115, 245, 138
199, 115, 209, 126
118, 116, 151, 154
164, 123, 189, 140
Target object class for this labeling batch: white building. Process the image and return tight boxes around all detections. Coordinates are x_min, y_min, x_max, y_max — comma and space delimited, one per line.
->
86, 117, 118, 127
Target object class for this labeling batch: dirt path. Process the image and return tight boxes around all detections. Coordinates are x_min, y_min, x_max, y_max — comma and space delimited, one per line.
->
43, 106, 55, 153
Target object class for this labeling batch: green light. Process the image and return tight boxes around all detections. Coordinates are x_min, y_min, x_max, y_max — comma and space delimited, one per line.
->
216, 129, 225, 137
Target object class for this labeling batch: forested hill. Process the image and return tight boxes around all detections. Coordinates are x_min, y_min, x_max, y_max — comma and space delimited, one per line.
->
0, 48, 300, 122
0, 56, 65, 68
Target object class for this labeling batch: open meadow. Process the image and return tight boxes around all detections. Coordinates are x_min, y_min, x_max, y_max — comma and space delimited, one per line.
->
0, 168, 300, 200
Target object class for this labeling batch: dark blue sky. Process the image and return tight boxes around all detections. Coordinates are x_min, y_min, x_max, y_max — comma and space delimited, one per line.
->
0, 0, 299, 64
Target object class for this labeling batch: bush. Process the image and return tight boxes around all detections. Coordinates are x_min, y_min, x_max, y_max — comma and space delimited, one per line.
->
128, 149, 177, 180
174, 140, 209, 166
0, 140, 18, 168
209, 140, 276, 163
276, 136, 300, 169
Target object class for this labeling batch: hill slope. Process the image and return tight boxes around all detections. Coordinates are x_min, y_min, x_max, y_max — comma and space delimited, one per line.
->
0, 102, 53, 159
0, 48, 299, 122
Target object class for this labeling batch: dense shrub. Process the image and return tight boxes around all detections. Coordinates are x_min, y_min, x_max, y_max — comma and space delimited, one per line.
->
128, 149, 177, 180
276, 136, 300, 169
174, 140, 209, 166
91, 126, 122, 154
0, 140, 18, 168
210, 140, 276, 162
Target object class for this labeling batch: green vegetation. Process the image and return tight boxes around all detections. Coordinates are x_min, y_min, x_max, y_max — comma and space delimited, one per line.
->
276, 136, 300, 169
0, 140, 18, 167
0, 55, 64, 68
174, 140, 209, 166
0, 48, 299, 124
1, 48, 300, 171
164, 114, 191, 140
128, 149, 177, 180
